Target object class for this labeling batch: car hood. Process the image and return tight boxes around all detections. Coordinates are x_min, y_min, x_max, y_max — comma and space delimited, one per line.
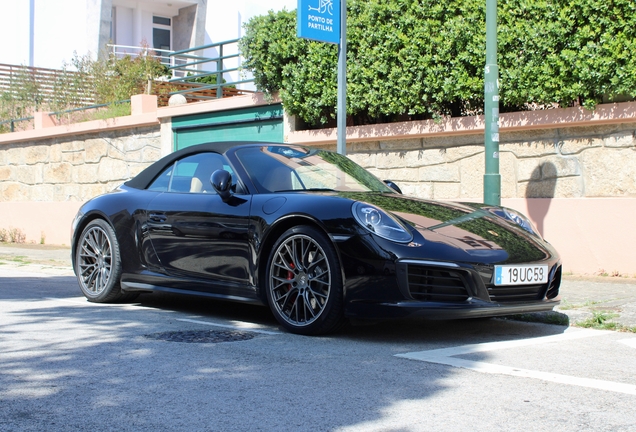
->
338, 192, 553, 264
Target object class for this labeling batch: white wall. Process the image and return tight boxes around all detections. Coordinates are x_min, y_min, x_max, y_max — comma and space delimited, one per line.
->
114, 6, 134, 47
242, 0, 297, 23
0, 0, 87, 69
202, 0, 296, 86
204, 0, 296, 43
140, 9, 155, 47
37, 0, 88, 68
0, 0, 31, 66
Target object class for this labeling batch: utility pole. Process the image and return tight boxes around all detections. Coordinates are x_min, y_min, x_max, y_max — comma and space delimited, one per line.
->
483, 0, 501, 206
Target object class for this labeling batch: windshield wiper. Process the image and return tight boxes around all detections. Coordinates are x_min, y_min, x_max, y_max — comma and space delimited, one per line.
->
273, 188, 337, 193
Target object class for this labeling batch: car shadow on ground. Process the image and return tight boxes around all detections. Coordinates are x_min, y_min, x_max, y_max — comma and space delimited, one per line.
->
0, 272, 571, 346
132, 290, 570, 346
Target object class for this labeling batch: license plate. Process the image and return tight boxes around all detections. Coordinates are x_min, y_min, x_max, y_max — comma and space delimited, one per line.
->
494, 265, 548, 286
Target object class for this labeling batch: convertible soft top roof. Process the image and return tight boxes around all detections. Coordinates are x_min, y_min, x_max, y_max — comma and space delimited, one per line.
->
124, 141, 283, 190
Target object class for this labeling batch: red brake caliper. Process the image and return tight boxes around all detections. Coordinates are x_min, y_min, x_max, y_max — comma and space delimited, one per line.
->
287, 261, 295, 292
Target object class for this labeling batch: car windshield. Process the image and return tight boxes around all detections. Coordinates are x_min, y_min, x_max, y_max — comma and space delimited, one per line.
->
235, 146, 395, 194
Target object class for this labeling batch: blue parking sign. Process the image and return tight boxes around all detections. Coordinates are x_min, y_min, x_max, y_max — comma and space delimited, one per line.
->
297, 0, 341, 44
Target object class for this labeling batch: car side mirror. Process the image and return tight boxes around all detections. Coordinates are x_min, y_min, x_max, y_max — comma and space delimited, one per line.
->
383, 180, 403, 194
211, 169, 233, 202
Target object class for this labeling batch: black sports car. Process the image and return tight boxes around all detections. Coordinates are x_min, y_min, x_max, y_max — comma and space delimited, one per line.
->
71, 142, 561, 335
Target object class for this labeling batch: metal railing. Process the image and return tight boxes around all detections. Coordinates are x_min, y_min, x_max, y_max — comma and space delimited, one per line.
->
107, 41, 255, 100
0, 100, 131, 133
49, 99, 131, 118
0, 116, 34, 133
168, 39, 255, 100
108, 44, 175, 69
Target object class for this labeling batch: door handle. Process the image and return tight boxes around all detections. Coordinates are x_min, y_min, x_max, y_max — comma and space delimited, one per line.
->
148, 213, 167, 223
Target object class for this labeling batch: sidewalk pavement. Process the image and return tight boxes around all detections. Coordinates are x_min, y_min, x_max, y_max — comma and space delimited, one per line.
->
1, 243, 635, 331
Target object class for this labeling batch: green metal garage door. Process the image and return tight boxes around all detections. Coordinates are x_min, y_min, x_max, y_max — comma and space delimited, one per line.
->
172, 104, 284, 151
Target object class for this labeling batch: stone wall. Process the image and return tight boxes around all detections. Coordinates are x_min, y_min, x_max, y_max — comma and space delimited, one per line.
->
1, 118, 634, 204
345, 122, 636, 200
0, 126, 161, 203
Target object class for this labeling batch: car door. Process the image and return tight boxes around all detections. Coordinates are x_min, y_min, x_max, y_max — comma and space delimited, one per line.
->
144, 152, 253, 295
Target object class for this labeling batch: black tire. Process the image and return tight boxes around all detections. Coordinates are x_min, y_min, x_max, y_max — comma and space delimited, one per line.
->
75, 219, 134, 303
265, 226, 346, 335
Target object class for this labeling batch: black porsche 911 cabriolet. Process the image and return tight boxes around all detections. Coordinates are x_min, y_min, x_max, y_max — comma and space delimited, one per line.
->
71, 142, 561, 335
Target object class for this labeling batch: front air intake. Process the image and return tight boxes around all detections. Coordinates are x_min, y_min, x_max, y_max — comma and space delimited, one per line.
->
406, 265, 470, 302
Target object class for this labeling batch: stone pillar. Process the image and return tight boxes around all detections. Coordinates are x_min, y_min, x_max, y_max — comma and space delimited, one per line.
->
34, 112, 56, 129
283, 111, 298, 143
131, 94, 158, 115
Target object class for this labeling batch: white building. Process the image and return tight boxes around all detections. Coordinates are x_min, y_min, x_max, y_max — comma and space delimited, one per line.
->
0, 0, 296, 70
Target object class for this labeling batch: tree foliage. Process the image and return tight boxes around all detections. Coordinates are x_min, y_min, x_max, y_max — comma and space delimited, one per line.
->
240, 0, 636, 127
85, 51, 170, 103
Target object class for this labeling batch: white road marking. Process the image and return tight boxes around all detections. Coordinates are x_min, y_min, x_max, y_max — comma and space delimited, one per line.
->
177, 318, 281, 335
619, 338, 636, 349
396, 328, 636, 396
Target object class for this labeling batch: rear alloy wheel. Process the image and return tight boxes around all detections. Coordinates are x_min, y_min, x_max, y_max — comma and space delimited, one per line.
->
75, 219, 131, 303
266, 226, 345, 335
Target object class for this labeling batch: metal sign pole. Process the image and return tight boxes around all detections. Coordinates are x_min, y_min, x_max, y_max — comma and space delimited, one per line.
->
336, 0, 347, 155
297, 0, 345, 153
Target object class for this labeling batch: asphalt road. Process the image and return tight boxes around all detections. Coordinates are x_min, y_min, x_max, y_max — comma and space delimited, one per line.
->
1, 267, 635, 431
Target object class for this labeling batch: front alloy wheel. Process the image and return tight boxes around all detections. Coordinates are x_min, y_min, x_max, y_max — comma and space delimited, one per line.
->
75, 219, 127, 303
266, 226, 344, 335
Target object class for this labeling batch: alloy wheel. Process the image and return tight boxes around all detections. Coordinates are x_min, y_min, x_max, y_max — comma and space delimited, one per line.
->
269, 234, 332, 327
77, 225, 113, 295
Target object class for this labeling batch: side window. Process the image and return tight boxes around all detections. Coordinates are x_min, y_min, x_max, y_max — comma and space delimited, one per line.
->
147, 152, 236, 194
235, 147, 296, 193
148, 165, 172, 191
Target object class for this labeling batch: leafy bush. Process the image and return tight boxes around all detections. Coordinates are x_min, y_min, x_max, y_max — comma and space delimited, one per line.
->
83, 49, 170, 104
499, 0, 636, 110
240, 0, 636, 127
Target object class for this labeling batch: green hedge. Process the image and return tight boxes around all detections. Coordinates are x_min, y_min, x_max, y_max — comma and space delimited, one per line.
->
240, 0, 636, 127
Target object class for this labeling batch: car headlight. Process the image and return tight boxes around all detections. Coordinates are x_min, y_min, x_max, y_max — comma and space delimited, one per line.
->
352, 202, 413, 243
493, 208, 540, 237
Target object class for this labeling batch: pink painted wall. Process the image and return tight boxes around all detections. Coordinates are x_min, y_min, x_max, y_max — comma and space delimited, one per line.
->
503, 198, 636, 276
0, 198, 633, 276
0, 202, 82, 246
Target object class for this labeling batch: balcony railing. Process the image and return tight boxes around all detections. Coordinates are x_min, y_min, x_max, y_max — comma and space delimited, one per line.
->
108, 44, 175, 72
108, 40, 255, 101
